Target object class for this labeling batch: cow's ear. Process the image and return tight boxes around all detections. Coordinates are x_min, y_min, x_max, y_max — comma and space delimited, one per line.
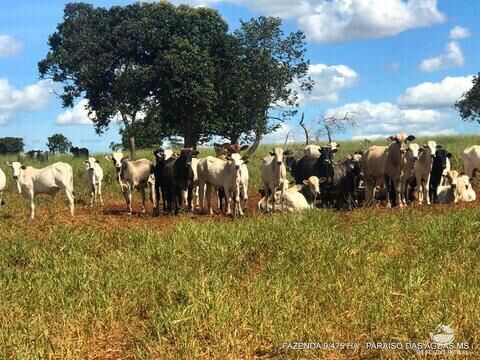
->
447, 152, 453, 158
242, 159, 250, 164
192, 150, 200, 156
226, 156, 232, 161
95, 160, 100, 163
436, 144, 442, 149
332, 148, 339, 153
319, 177, 327, 183
5, 161, 11, 166
336, 143, 341, 147
269, 151, 275, 156
241, 155, 249, 161
386, 135, 396, 142
302, 179, 309, 185
240, 145, 249, 151
422, 144, 428, 148
284, 150, 292, 156
406, 135, 415, 142
20, 165, 26, 170
121, 156, 129, 161
105, 155, 112, 161
84, 160, 89, 163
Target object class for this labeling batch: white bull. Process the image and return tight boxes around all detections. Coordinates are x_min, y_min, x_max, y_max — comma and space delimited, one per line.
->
7, 161, 74, 219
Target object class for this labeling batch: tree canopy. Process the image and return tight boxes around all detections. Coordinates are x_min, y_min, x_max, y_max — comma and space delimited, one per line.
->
39, 2, 311, 151
454, 73, 480, 123
46, 133, 72, 154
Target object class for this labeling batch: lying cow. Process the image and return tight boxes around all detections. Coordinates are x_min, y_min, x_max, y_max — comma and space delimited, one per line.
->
84, 157, 104, 206
71, 146, 89, 158
105, 152, 157, 215
437, 171, 476, 204
462, 145, 480, 178
0, 168, 5, 206
258, 176, 323, 212
7, 161, 74, 219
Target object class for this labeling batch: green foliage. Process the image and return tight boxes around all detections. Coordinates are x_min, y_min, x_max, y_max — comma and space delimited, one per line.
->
0, 137, 24, 154
46, 133, 72, 154
119, 118, 163, 150
455, 73, 480, 123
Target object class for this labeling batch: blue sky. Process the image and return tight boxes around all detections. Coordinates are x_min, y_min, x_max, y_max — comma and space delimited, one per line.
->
0, 0, 479, 151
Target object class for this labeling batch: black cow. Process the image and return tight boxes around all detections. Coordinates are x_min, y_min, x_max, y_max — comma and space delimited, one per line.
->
163, 148, 199, 215
429, 147, 452, 204
26, 150, 49, 161
329, 157, 364, 209
70, 146, 89, 158
153, 148, 169, 215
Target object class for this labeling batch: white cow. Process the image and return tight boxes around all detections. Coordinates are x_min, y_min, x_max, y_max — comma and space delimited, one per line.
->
261, 148, 289, 212
462, 145, 480, 178
84, 157, 104, 207
197, 153, 248, 215
0, 168, 5, 206
304, 142, 340, 157
437, 171, 476, 204
258, 176, 322, 212
105, 152, 156, 215
411, 141, 436, 205
7, 161, 74, 219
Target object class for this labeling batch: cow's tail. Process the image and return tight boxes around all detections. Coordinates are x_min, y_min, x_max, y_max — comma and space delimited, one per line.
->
0, 191, 4, 206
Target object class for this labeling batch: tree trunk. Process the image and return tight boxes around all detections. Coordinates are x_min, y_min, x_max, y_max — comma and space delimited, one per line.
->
129, 136, 137, 160
299, 112, 309, 145
183, 121, 195, 149
245, 131, 261, 157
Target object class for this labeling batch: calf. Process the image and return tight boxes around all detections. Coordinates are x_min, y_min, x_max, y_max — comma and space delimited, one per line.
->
152, 148, 173, 213
429, 147, 452, 204
105, 152, 156, 215
258, 176, 323, 212
329, 156, 363, 209
84, 157, 104, 206
362, 133, 415, 208
0, 168, 5, 205
462, 145, 480, 178
437, 171, 476, 204
71, 146, 89, 158
163, 148, 199, 215
7, 161, 74, 219
411, 141, 436, 205
261, 148, 290, 212
198, 152, 248, 215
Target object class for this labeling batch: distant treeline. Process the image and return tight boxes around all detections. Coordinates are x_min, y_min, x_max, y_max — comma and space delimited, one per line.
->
0, 137, 24, 155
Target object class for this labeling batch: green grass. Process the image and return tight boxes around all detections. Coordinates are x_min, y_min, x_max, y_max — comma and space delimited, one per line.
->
0, 135, 480, 358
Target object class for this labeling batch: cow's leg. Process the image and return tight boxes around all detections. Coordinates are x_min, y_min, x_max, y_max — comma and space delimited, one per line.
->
424, 175, 431, 205
89, 184, 95, 207
65, 188, 75, 216
400, 180, 407, 206
149, 180, 158, 216
187, 186, 193, 212
140, 187, 146, 213
262, 183, 270, 211
242, 184, 248, 212
224, 186, 232, 215
394, 180, 404, 208
199, 181, 205, 213
384, 176, 392, 208
280, 182, 285, 211
271, 185, 277, 213
29, 192, 35, 219
194, 185, 199, 208
181, 190, 188, 210
206, 183, 213, 215
98, 182, 104, 206
125, 187, 133, 215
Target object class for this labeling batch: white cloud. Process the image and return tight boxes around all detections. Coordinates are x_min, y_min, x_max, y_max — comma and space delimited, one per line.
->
449, 26, 470, 40
295, 64, 358, 105
262, 123, 304, 143
0, 35, 23, 58
397, 75, 473, 108
171, 1, 445, 44
326, 100, 456, 138
0, 78, 52, 124
419, 41, 464, 72
56, 99, 95, 125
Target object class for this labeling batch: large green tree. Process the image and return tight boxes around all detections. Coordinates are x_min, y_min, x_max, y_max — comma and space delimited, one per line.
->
455, 73, 480, 123
46, 133, 72, 154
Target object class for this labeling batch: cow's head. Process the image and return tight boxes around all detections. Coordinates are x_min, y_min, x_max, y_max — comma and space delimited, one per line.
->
434, 149, 452, 169
421, 141, 437, 158
84, 157, 99, 171
180, 148, 199, 167
319, 146, 335, 164
303, 176, 326, 198
329, 142, 340, 151
214, 142, 230, 157
387, 133, 415, 154
105, 152, 125, 173
269, 148, 287, 165
6, 161, 25, 180
225, 152, 246, 170
407, 143, 420, 161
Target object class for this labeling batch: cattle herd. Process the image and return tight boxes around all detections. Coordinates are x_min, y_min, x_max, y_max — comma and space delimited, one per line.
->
0, 133, 480, 219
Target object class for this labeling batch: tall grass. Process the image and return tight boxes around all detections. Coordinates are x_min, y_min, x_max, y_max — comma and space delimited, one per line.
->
0, 134, 479, 358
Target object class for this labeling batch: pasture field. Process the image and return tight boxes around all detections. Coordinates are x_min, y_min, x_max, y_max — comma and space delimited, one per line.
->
0, 135, 480, 358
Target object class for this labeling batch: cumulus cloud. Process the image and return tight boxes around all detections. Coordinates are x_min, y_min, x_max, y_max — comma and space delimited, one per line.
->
56, 99, 95, 126
326, 100, 456, 138
419, 41, 464, 72
295, 64, 358, 105
0, 78, 52, 124
171, 0, 445, 43
397, 75, 473, 108
0, 35, 23, 58
449, 26, 470, 40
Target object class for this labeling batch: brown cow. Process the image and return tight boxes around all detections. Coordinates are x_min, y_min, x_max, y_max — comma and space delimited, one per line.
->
362, 133, 415, 208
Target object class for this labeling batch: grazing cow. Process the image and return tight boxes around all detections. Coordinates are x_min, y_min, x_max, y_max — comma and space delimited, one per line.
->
462, 145, 480, 178
71, 146, 89, 158
0, 168, 5, 205
105, 152, 156, 215
153, 148, 173, 213
84, 157, 104, 206
304, 142, 340, 157
410, 141, 436, 205
429, 147, 452, 204
198, 152, 248, 215
437, 171, 476, 204
258, 176, 323, 212
261, 148, 290, 212
363, 133, 415, 208
7, 161, 74, 219
163, 148, 199, 215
